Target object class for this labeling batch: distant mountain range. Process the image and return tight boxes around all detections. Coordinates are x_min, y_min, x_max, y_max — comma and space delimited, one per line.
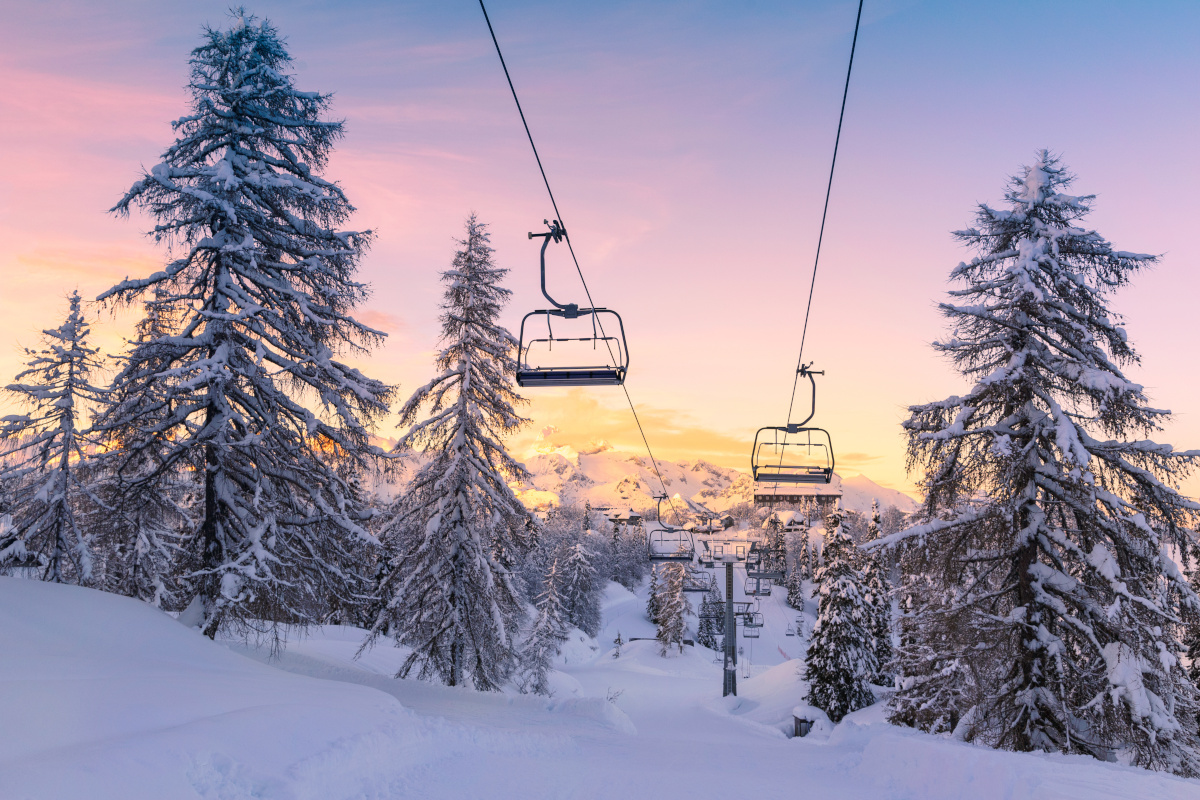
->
514, 434, 918, 516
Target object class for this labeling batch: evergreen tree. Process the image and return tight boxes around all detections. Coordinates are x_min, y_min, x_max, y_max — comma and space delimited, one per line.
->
893, 152, 1200, 773
612, 630, 623, 659
786, 566, 806, 612
559, 540, 602, 637
697, 583, 723, 650
646, 564, 661, 624
98, 14, 393, 637
803, 507, 877, 723
0, 292, 104, 583
862, 500, 893, 682
368, 215, 532, 690
796, 529, 813, 581
611, 519, 649, 591
656, 562, 690, 656
518, 558, 569, 696
762, 514, 787, 575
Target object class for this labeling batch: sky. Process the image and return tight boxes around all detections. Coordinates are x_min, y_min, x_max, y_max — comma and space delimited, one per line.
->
1, 0, 1197, 498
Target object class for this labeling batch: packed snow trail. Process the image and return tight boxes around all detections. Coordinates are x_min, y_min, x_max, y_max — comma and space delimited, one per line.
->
4, 577, 1199, 799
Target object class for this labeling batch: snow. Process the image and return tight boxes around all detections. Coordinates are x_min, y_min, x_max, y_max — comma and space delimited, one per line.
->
4, 575, 1199, 799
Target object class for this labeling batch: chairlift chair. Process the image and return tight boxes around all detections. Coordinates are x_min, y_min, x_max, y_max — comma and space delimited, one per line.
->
751, 365, 835, 485
744, 577, 772, 597
647, 525, 695, 562
742, 624, 760, 640
743, 611, 764, 628
785, 622, 796, 637
515, 220, 629, 387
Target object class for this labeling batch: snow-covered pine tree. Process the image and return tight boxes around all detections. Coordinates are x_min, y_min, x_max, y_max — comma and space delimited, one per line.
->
656, 562, 690, 656
559, 540, 601, 637
98, 14, 393, 637
763, 513, 787, 575
518, 558, 569, 696
612, 630, 623, 659
785, 566, 806, 612
368, 214, 532, 690
892, 152, 1200, 773
0, 292, 104, 583
646, 564, 661, 624
803, 506, 877, 723
612, 519, 649, 591
862, 500, 893, 682
696, 582, 722, 650
796, 529, 813, 581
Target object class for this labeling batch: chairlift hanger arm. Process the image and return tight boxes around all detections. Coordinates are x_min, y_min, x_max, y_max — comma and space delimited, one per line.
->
791, 363, 823, 428
528, 219, 583, 317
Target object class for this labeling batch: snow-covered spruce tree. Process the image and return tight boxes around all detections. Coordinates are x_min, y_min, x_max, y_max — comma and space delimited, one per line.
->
367, 214, 532, 690
0, 292, 104, 583
559, 540, 602, 637
99, 14, 392, 636
891, 152, 1200, 773
646, 564, 661, 624
763, 514, 787, 575
518, 558, 569, 696
803, 507, 877, 722
612, 519, 649, 591
656, 562, 691, 656
786, 566, 806, 612
696, 583, 723, 650
862, 500, 893, 682
89, 292, 195, 607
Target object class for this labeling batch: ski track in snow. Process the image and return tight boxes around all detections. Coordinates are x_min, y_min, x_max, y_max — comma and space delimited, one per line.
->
3, 576, 1199, 799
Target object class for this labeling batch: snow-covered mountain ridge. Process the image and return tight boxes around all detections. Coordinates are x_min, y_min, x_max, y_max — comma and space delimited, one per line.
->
514, 432, 918, 515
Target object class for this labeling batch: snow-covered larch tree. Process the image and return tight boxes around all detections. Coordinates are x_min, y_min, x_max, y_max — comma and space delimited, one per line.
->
367, 214, 532, 690
89, 292, 195, 607
0, 292, 104, 583
804, 506, 877, 722
885, 152, 1200, 773
97, 13, 393, 637
518, 558, 569, 696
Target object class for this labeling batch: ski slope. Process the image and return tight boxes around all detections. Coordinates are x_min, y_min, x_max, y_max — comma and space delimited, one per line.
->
4, 576, 1200, 799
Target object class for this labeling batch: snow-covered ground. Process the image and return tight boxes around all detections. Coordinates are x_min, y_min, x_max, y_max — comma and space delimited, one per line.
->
4, 575, 1198, 799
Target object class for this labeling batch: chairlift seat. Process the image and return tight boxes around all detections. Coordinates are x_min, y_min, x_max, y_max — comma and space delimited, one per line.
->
516, 366, 625, 388
753, 466, 834, 484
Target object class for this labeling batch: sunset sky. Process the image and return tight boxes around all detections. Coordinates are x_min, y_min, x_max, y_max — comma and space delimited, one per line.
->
1, 0, 1197, 498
